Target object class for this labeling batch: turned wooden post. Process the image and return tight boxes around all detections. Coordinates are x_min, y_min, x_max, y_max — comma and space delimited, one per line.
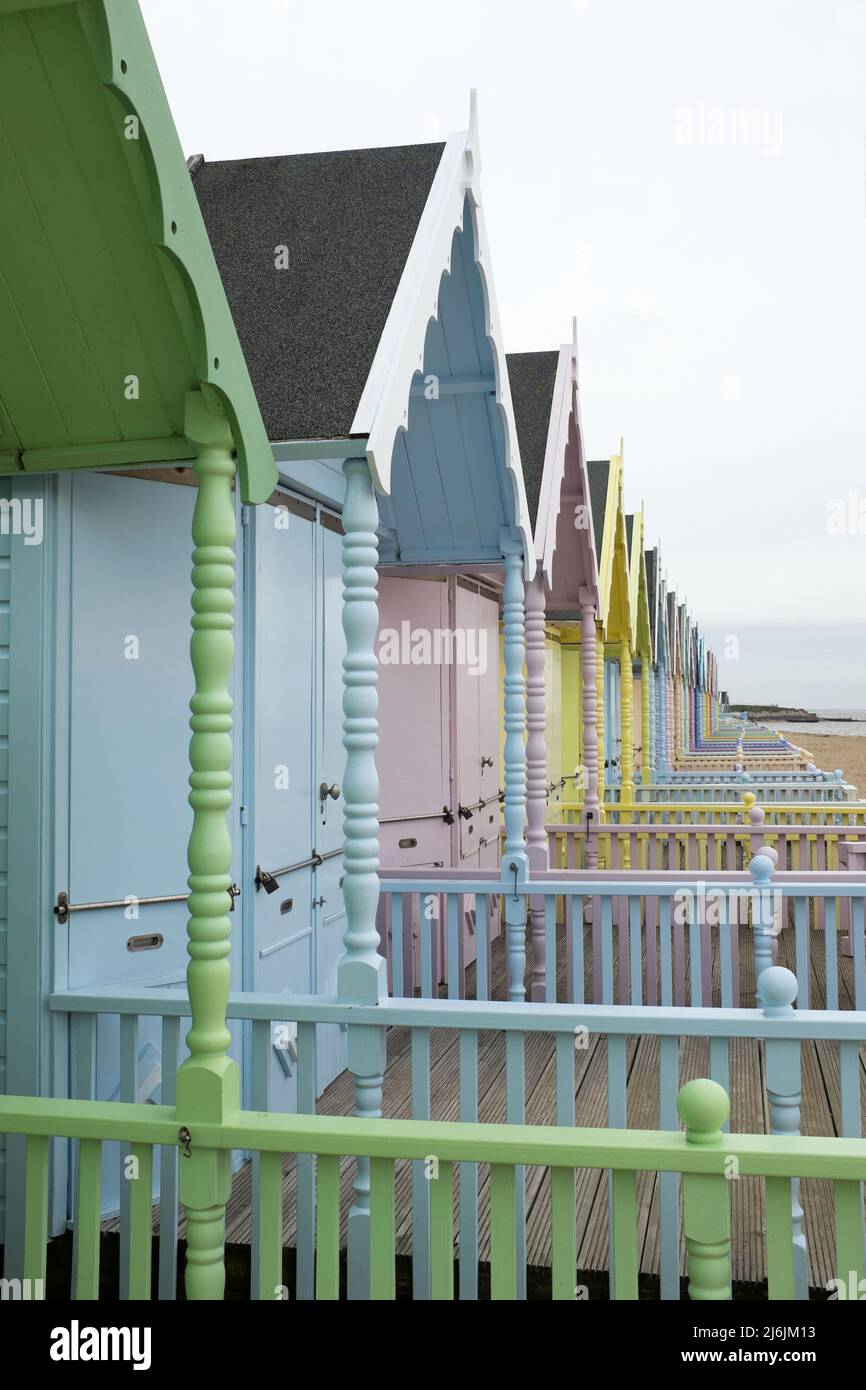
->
749, 852, 777, 989
339, 458, 387, 1299
619, 639, 633, 806
677, 1079, 732, 1301
595, 629, 605, 796
580, 593, 600, 867
759, 968, 809, 1299
176, 392, 241, 1301
641, 654, 651, 784
501, 535, 528, 1001
525, 574, 548, 1000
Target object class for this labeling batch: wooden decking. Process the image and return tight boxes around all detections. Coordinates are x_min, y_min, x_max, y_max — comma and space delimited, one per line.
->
212, 923, 866, 1291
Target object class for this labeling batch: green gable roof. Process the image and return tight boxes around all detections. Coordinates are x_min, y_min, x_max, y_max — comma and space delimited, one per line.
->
0, 0, 275, 502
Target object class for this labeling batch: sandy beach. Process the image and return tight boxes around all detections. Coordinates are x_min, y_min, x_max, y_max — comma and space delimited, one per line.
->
785, 733, 866, 796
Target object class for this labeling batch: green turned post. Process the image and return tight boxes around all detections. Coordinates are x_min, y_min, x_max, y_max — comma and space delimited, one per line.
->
176, 391, 241, 1301
339, 457, 387, 1300
677, 1079, 732, 1301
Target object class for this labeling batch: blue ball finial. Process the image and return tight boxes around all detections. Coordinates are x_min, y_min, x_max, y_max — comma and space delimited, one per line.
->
758, 966, 797, 1015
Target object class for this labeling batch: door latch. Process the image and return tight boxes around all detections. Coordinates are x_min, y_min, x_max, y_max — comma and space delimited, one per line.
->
313, 895, 326, 908
480, 755, 494, 769
320, 782, 341, 802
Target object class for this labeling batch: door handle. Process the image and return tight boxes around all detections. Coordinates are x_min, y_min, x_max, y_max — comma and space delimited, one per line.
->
320, 782, 341, 802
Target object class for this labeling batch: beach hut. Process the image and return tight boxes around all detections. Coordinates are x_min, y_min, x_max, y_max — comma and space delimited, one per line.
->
625, 510, 653, 787
645, 544, 660, 779
0, 0, 277, 1269
587, 451, 632, 798
506, 334, 601, 867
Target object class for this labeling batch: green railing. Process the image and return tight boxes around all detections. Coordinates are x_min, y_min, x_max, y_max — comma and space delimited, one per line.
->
2, 1080, 864, 1300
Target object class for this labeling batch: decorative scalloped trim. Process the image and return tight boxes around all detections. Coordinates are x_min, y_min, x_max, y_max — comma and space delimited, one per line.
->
91, 1, 275, 502
534, 339, 600, 608
352, 102, 534, 578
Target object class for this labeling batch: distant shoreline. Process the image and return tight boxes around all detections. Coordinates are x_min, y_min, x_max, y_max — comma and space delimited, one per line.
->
731, 705, 859, 724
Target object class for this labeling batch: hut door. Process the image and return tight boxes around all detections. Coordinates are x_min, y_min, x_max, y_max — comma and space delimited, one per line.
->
65, 473, 239, 1211
251, 493, 316, 1113
312, 509, 347, 1091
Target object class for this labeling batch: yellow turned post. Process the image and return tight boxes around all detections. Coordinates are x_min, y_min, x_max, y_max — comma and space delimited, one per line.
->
619, 639, 634, 802
641, 654, 651, 784
175, 392, 241, 1301
596, 624, 605, 801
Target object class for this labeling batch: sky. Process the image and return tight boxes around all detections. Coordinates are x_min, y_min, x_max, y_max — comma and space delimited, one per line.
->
141, 0, 866, 706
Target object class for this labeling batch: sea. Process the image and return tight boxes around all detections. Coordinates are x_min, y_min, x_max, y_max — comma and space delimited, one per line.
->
762, 709, 866, 738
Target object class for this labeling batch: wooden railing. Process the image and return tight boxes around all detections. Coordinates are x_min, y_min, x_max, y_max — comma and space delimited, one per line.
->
3, 1076, 864, 1300
547, 817, 866, 874
554, 796, 866, 827
376, 861, 866, 1009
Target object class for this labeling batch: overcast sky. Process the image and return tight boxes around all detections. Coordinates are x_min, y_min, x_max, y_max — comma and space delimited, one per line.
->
142, 0, 866, 707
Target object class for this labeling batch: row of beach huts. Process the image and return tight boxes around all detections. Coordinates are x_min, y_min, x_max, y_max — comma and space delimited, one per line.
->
0, 0, 864, 1304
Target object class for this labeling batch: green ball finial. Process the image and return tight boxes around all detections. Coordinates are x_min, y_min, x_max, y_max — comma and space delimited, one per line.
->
676, 1078, 730, 1142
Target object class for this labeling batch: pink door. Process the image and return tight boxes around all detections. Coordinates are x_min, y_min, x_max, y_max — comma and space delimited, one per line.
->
377, 575, 452, 989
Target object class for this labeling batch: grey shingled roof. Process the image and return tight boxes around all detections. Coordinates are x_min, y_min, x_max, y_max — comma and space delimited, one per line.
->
587, 460, 610, 567
645, 548, 657, 626
625, 513, 635, 556
506, 351, 560, 531
191, 143, 446, 442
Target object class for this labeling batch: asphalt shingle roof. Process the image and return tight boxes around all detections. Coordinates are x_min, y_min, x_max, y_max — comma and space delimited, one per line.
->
191, 143, 446, 442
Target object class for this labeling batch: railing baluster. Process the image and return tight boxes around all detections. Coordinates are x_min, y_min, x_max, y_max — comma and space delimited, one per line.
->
249, 1017, 270, 1299
506, 1031, 527, 1298
391, 893, 404, 998
794, 897, 809, 1006
824, 899, 839, 1010
611, 1169, 639, 1299
476, 894, 491, 1001
430, 1160, 454, 1300
545, 894, 557, 1003
297, 1019, 317, 1300
421, 900, 433, 998
126, 1142, 153, 1300
23, 1134, 49, 1290
607, 1034, 628, 1297
315, 1154, 340, 1300
659, 1035, 680, 1299
369, 1158, 396, 1300
411, 1028, 431, 1299
119, 1013, 138, 1301
458, 1028, 479, 1300
600, 894, 614, 1004
490, 1164, 517, 1300
75, 1138, 102, 1301
158, 1014, 180, 1302
551, 1165, 577, 1299
256, 1150, 283, 1301
834, 1180, 866, 1291
629, 896, 642, 1005
659, 895, 673, 1007
71, 1012, 97, 1299
446, 893, 460, 999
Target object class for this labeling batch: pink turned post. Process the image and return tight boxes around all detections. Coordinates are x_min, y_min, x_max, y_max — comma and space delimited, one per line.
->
525, 574, 548, 1000
579, 591, 600, 868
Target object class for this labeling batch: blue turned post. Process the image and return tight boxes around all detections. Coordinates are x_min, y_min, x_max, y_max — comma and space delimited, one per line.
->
749, 853, 777, 990
759, 968, 809, 1300
501, 531, 528, 1001
339, 457, 387, 1300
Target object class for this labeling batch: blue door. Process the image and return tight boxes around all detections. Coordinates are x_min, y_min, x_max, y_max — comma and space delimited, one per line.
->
248, 493, 346, 1109
65, 472, 244, 1212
